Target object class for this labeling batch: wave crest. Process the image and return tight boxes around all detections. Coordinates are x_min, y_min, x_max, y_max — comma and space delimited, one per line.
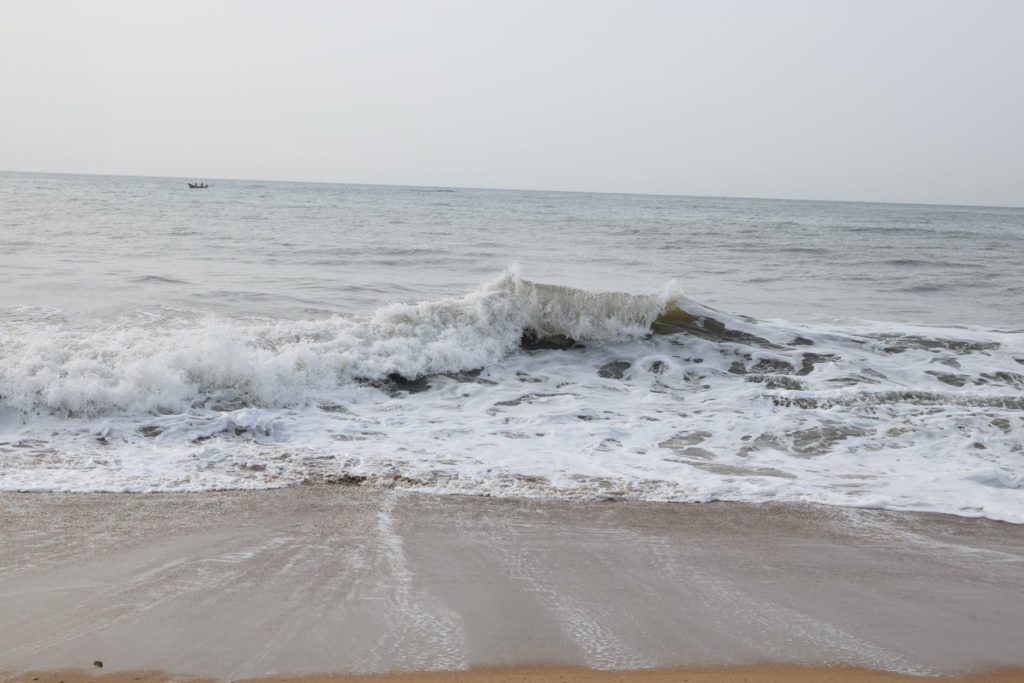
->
0, 271, 681, 417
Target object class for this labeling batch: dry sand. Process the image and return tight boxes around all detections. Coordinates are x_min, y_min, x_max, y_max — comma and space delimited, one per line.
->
4, 666, 1024, 683
1, 488, 1023, 681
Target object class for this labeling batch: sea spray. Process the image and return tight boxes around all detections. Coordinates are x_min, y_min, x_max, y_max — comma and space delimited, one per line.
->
0, 271, 682, 417
2, 272, 1023, 524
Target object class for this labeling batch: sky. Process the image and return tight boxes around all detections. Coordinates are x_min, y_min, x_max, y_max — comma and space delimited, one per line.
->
1, 0, 1022, 206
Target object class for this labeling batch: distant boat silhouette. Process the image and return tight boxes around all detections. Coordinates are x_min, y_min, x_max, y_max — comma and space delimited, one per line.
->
187, 182, 208, 189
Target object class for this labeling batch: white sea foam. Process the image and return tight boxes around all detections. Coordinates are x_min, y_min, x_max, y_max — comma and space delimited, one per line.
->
1, 271, 1023, 523
0, 271, 674, 416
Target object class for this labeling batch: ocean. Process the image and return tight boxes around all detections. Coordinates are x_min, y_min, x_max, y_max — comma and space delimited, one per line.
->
1, 171, 1023, 522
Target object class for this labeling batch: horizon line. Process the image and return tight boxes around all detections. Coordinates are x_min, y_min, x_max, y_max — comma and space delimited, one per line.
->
2, 168, 1022, 211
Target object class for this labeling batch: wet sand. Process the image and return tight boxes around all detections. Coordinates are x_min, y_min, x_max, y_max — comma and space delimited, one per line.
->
1, 488, 1023, 680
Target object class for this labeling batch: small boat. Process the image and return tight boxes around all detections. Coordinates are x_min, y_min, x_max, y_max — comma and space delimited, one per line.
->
187, 182, 208, 189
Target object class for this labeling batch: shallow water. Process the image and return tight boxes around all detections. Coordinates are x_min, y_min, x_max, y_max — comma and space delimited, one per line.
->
1, 172, 1023, 521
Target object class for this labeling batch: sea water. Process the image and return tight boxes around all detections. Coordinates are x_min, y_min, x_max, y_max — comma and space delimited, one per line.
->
2, 172, 1023, 522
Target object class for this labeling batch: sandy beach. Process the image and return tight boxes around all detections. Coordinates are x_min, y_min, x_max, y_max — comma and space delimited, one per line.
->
4, 665, 1024, 683
5, 2, 1024, 682
2, 488, 1023, 682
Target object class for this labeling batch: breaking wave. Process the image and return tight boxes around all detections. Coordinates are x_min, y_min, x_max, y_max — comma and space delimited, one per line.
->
1, 270, 1023, 523
0, 271, 681, 416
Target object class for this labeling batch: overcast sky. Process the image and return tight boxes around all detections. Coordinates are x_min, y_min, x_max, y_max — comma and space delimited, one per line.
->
1, 1, 1022, 206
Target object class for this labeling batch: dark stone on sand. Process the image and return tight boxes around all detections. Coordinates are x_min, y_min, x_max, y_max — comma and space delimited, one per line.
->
322, 474, 367, 486
520, 329, 581, 351
745, 374, 805, 390
597, 361, 631, 379
93, 661, 102, 668
926, 370, 969, 387
990, 417, 1012, 432
880, 335, 1000, 355
751, 358, 796, 374
444, 368, 497, 385
798, 352, 836, 375
378, 373, 432, 395
980, 371, 1024, 387
652, 307, 779, 348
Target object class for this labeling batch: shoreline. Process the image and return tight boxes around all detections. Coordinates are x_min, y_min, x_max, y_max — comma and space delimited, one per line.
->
2, 488, 1023, 679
